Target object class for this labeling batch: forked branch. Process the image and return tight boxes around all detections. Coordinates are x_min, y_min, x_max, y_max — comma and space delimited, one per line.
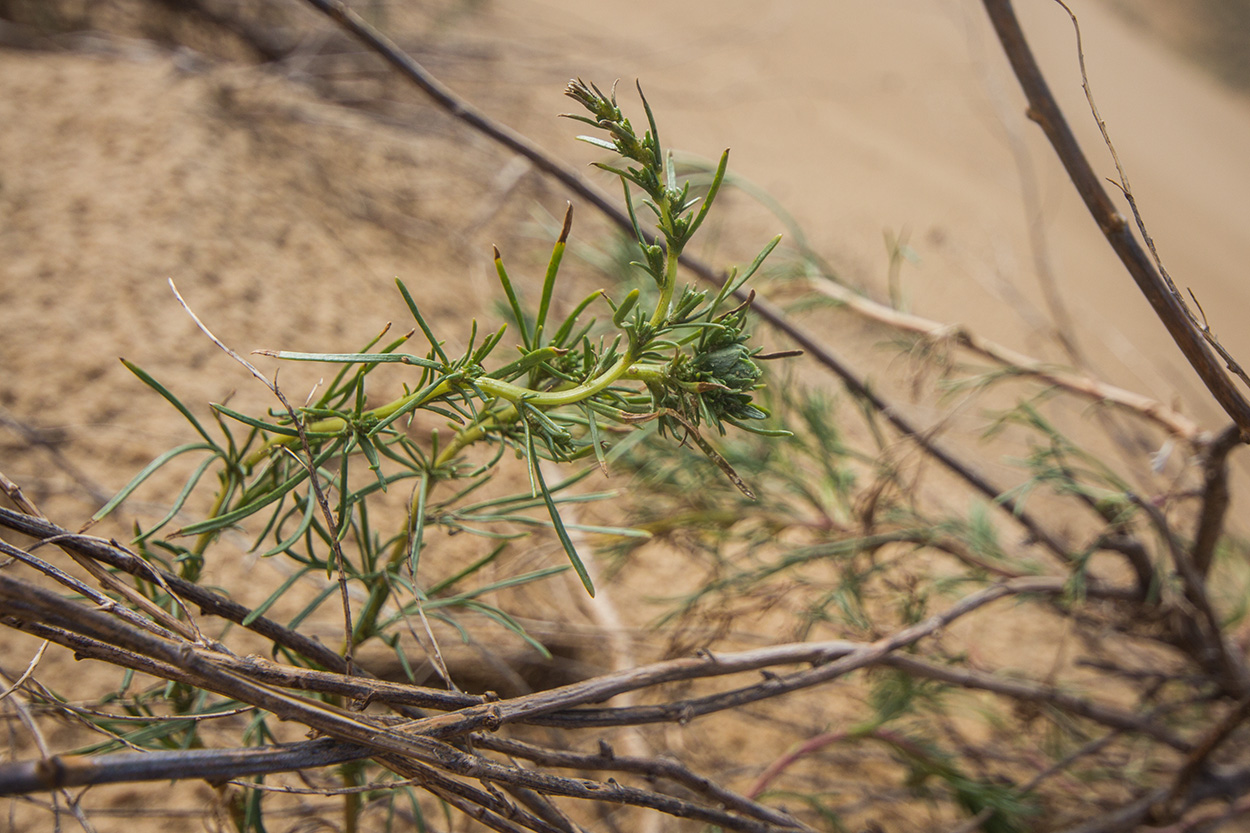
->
981, 0, 1250, 438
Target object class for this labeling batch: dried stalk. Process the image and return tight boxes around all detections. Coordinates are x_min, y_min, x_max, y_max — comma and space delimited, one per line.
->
802, 277, 1200, 441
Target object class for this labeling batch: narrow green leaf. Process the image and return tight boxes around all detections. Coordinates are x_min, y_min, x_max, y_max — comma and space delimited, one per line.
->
427, 541, 507, 596
526, 421, 594, 596
407, 471, 430, 579
560, 113, 601, 129
550, 291, 603, 347
175, 442, 342, 536
261, 493, 318, 557
286, 582, 341, 631
708, 234, 781, 316
462, 319, 479, 369
396, 279, 449, 364
335, 443, 352, 547
582, 403, 609, 475
739, 233, 783, 285
612, 289, 640, 327
132, 452, 221, 541
358, 434, 386, 490
622, 179, 646, 247
211, 404, 301, 438
492, 346, 567, 381
259, 351, 441, 369
590, 161, 633, 182
93, 443, 217, 522
535, 203, 573, 344
318, 326, 405, 408
454, 600, 552, 659
121, 359, 219, 449
521, 407, 539, 499
463, 514, 649, 538
470, 324, 508, 366
423, 566, 569, 610
637, 80, 662, 165
493, 246, 531, 349
664, 149, 677, 196
243, 567, 313, 626
575, 135, 618, 152
684, 148, 729, 242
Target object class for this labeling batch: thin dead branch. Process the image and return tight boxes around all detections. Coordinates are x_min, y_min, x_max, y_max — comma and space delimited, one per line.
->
802, 277, 1201, 441
981, 0, 1250, 438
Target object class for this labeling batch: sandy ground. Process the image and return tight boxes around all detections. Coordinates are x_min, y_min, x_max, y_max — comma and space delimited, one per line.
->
2, 1, 1250, 831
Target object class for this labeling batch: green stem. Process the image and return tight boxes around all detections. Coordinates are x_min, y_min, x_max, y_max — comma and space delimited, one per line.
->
243, 351, 643, 470
649, 198, 680, 328
241, 379, 457, 468
188, 471, 236, 577
433, 353, 637, 469
340, 755, 365, 833
353, 472, 431, 644
624, 362, 668, 385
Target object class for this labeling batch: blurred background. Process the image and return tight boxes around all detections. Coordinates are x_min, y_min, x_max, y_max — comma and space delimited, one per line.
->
2, 2, 1250, 831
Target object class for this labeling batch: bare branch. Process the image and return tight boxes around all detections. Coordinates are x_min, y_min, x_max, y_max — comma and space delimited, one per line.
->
473, 735, 814, 833
802, 277, 1201, 441
981, 0, 1250, 437
1131, 494, 1250, 697
1192, 424, 1241, 576
0, 506, 349, 673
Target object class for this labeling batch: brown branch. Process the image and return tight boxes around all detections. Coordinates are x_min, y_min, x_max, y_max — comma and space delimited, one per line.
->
981, 0, 1250, 437
372, 747, 806, 833
0, 740, 369, 796
14, 576, 1171, 754
493, 784, 584, 833
1192, 424, 1241, 576
376, 755, 565, 833
0, 575, 807, 831
472, 735, 813, 833
883, 655, 1190, 751
1131, 494, 1250, 697
0, 468, 44, 517
1153, 694, 1250, 823
1093, 531, 1154, 601
432, 577, 1145, 735
1050, 0, 1250, 398
2, 563, 1163, 804
0, 539, 183, 645
0, 506, 349, 673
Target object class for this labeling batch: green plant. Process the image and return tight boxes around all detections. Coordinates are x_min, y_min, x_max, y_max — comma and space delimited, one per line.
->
5, 3, 1250, 831
107, 78, 781, 602
64, 78, 787, 830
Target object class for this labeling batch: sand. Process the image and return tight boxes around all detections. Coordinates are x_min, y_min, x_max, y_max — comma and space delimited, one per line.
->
2, 1, 1249, 830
